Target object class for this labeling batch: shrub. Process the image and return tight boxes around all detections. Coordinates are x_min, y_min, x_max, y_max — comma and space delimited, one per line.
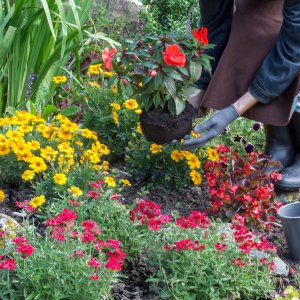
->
204, 145, 282, 229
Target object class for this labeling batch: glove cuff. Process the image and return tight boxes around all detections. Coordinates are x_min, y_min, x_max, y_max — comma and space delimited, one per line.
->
229, 104, 241, 118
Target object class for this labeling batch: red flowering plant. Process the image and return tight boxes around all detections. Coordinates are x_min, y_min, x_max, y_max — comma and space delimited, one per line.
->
106, 28, 212, 115
204, 145, 282, 230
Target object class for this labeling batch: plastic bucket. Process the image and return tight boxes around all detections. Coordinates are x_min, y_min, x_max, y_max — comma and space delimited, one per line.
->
278, 202, 300, 262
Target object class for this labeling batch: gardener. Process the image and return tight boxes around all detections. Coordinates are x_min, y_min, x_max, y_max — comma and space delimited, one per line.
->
183, 0, 300, 191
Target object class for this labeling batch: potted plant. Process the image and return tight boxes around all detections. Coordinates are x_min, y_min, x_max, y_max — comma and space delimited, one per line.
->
105, 28, 212, 144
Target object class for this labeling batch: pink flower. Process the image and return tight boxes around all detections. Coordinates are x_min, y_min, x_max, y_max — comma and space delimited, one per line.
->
87, 190, 99, 199
12, 236, 27, 245
16, 244, 35, 258
214, 243, 227, 252
88, 257, 101, 267
0, 258, 16, 270
149, 70, 157, 76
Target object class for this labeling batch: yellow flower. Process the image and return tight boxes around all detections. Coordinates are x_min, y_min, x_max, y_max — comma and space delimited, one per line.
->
40, 146, 58, 161
112, 111, 119, 125
6, 130, 24, 141
80, 128, 95, 139
111, 103, 121, 110
101, 70, 113, 77
206, 147, 219, 162
75, 141, 83, 147
124, 99, 138, 110
150, 144, 163, 154
67, 186, 83, 197
186, 153, 201, 169
0, 142, 10, 155
102, 161, 109, 171
53, 76, 67, 84
191, 131, 200, 138
29, 156, 47, 173
57, 127, 72, 141
27, 140, 40, 151
136, 123, 143, 134
135, 109, 142, 115
53, 173, 67, 185
111, 85, 118, 94
105, 177, 116, 187
190, 170, 202, 185
21, 170, 35, 181
30, 195, 46, 208
171, 150, 184, 162
0, 190, 5, 202
88, 64, 102, 75
19, 125, 33, 133
121, 179, 131, 186
88, 81, 101, 88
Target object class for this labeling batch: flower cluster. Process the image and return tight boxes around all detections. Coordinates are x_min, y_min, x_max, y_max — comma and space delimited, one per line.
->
164, 239, 206, 252
129, 199, 171, 230
204, 146, 281, 229
175, 211, 209, 229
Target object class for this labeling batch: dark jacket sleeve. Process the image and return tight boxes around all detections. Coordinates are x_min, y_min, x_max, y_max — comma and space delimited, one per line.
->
249, 0, 300, 103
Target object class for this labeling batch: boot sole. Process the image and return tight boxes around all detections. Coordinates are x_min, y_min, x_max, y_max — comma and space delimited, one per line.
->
275, 183, 300, 192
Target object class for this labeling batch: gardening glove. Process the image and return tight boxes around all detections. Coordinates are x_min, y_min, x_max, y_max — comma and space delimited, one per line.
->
182, 105, 240, 150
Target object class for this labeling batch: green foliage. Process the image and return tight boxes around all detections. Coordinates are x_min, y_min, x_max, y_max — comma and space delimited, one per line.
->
126, 134, 202, 190
276, 286, 300, 300
141, 0, 200, 34
147, 223, 276, 300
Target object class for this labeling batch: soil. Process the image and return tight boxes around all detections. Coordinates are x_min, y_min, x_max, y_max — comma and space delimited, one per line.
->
140, 102, 194, 145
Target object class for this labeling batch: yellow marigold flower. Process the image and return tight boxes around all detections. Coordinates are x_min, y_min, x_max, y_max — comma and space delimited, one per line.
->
190, 170, 202, 185
53, 173, 67, 185
0, 190, 5, 202
0, 143, 10, 155
0, 134, 7, 143
90, 153, 100, 164
57, 142, 74, 154
121, 179, 131, 186
94, 165, 101, 171
112, 111, 119, 125
27, 140, 40, 151
206, 147, 219, 162
111, 85, 118, 94
80, 128, 95, 139
135, 109, 142, 115
21, 170, 35, 181
53, 76, 67, 84
93, 141, 110, 155
29, 156, 47, 173
88, 81, 101, 88
111, 103, 121, 110
19, 125, 33, 133
67, 186, 83, 197
101, 70, 113, 77
21, 151, 33, 162
75, 141, 83, 147
139, 82, 143, 87
12, 142, 29, 155
88, 64, 102, 75
136, 123, 143, 134
105, 177, 116, 187
171, 150, 184, 162
40, 146, 58, 161
186, 154, 201, 169
58, 127, 72, 141
150, 144, 163, 154
6, 130, 24, 141
124, 99, 138, 110
102, 161, 109, 171
30, 195, 46, 208
191, 131, 200, 138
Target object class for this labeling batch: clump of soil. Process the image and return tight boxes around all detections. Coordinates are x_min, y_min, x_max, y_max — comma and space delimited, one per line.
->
140, 103, 194, 144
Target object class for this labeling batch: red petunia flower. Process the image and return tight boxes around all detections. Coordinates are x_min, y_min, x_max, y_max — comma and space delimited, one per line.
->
162, 44, 186, 67
102, 48, 117, 70
193, 27, 208, 45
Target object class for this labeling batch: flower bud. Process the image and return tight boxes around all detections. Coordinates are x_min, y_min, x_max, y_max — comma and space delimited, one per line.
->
148, 44, 152, 50
149, 70, 157, 76
146, 155, 151, 160
122, 79, 128, 85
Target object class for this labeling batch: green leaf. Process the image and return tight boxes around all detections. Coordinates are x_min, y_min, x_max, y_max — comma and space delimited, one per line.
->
181, 86, 200, 98
143, 75, 153, 86
174, 96, 185, 115
189, 61, 203, 83
154, 72, 162, 90
168, 98, 176, 115
43, 104, 57, 119
163, 77, 176, 98
179, 67, 189, 76
60, 106, 80, 117
153, 93, 161, 108
164, 68, 183, 81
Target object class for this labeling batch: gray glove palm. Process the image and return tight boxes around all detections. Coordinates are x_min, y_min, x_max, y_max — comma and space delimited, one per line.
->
182, 105, 240, 150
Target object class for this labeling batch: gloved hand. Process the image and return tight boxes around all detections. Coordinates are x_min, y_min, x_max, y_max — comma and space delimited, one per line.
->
182, 105, 240, 150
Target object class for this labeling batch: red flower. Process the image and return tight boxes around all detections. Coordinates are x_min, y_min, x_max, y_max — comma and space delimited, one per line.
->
88, 257, 101, 267
87, 190, 99, 199
149, 70, 157, 76
193, 27, 208, 44
12, 236, 27, 245
214, 243, 227, 252
0, 258, 16, 270
102, 48, 117, 70
71, 250, 85, 258
16, 244, 35, 258
90, 274, 99, 281
162, 44, 186, 67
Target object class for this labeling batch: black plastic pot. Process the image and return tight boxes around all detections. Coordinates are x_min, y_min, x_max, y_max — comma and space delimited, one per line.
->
278, 202, 300, 262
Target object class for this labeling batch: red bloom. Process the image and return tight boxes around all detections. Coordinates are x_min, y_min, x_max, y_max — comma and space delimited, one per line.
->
193, 27, 208, 44
214, 243, 227, 252
16, 244, 35, 258
81, 231, 96, 243
12, 236, 27, 245
102, 48, 117, 70
149, 70, 157, 76
174, 239, 194, 251
90, 274, 99, 281
162, 44, 186, 67
87, 190, 99, 199
0, 258, 16, 270
69, 199, 83, 207
72, 250, 85, 258
88, 257, 101, 267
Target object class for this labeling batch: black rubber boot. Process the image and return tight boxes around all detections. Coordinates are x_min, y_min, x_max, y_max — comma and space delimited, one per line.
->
264, 124, 294, 173
276, 113, 300, 191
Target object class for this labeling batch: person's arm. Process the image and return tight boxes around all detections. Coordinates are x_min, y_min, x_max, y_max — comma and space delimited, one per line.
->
249, 0, 300, 103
